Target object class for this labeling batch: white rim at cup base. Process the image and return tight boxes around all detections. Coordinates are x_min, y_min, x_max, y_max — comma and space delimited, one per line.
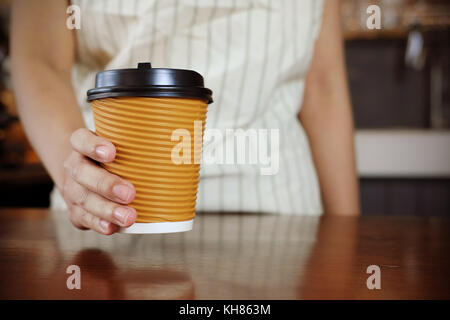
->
120, 219, 194, 234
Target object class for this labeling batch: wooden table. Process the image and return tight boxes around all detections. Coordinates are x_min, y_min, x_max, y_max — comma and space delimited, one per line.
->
0, 208, 449, 299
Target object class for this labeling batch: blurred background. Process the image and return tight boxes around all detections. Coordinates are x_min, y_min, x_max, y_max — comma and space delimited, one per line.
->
0, 0, 449, 216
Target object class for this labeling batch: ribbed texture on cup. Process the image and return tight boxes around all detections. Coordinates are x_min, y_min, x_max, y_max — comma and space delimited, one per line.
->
92, 97, 208, 223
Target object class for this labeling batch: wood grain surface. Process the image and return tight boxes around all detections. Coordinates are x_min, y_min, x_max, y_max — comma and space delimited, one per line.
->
0, 208, 449, 299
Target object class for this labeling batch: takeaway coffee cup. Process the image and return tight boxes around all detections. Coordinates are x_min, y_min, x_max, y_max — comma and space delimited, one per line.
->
87, 62, 213, 234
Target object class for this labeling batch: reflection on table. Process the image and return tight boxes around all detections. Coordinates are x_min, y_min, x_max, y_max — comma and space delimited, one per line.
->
1, 208, 449, 299
51, 210, 320, 299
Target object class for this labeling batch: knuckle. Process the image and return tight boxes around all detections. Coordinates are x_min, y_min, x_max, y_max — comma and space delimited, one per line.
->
71, 159, 85, 181
103, 202, 116, 220
81, 212, 93, 228
71, 128, 97, 154
62, 181, 70, 199
63, 152, 77, 172
74, 188, 89, 207
91, 216, 103, 232
96, 174, 114, 196
71, 163, 81, 181
107, 201, 116, 216
63, 158, 70, 171
68, 208, 85, 230
70, 128, 85, 146
90, 195, 116, 222
67, 208, 76, 223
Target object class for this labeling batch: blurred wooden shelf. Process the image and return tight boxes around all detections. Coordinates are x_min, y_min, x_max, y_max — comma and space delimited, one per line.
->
344, 28, 408, 40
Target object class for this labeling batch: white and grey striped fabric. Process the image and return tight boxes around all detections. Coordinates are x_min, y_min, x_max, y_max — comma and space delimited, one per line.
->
51, 0, 324, 215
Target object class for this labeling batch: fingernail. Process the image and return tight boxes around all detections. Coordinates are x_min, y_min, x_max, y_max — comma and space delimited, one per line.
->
113, 207, 132, 225
113, 184, 133, 202
100, 220, 110, 231
95, 146, 108, 159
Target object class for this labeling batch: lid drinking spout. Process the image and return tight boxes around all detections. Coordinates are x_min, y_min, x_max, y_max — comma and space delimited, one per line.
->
137, 62, 152, 70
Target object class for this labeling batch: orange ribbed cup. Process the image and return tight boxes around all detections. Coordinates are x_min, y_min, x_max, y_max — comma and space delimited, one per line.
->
91, 97, 208, 229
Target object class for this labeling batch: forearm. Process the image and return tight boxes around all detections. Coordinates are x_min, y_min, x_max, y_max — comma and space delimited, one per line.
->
299, 0, 360, 216
11, 58, 84, 190
300, 89, 360, 216
11, 0, 84, 190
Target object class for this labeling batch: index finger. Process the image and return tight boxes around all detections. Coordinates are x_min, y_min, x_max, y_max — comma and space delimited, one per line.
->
70, 128, 116, 163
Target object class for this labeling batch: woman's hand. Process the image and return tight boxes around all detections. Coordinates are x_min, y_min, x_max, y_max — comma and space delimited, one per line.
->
62, 128, 137, 234
11, 2, 137, 230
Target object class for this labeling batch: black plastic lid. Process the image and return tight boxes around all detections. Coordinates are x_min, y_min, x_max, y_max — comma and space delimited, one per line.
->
87, 62, 213, 104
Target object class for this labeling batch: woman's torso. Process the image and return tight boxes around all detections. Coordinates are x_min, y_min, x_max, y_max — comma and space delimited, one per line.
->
51, 0, 324, 215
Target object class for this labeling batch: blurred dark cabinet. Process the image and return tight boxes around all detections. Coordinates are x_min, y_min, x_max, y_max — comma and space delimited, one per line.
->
347, 37, 449, 217
346, 39, 430, 128
360, 178, 450, 216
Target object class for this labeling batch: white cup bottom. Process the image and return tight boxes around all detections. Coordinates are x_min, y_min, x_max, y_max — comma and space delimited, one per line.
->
120, 219, 194, 234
